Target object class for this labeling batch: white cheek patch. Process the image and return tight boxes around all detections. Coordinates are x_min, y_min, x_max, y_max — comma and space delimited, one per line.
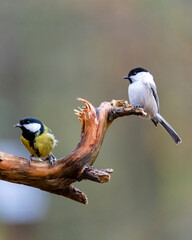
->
136, 72, 155, 85
24, 123, 41, 133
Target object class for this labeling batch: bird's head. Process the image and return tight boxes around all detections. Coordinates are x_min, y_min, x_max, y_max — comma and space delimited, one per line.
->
123, 67, 153, 83
14, 117, 44, 135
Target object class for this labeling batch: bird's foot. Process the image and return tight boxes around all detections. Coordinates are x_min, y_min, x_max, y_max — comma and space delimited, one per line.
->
133, 104, 144, 109
49, 154, 57, 165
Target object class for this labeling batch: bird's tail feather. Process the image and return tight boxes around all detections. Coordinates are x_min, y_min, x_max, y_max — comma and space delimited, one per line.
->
156, 113, 182, 144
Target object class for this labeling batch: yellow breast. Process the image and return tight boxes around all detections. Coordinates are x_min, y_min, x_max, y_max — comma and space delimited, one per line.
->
21, 136, 35, 156
33, 132, 55, 158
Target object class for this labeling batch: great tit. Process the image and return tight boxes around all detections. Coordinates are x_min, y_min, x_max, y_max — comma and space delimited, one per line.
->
124, 67, 182, 144
14, 117, 57, 164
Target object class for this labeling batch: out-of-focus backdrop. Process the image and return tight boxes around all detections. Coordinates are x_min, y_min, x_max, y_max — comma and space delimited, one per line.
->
0, 0, 191, 239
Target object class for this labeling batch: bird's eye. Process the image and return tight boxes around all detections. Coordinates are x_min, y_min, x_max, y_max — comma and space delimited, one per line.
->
133, 71, 137, 75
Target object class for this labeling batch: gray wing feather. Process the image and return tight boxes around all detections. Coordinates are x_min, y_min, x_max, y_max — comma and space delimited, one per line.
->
149, 83, 160, 112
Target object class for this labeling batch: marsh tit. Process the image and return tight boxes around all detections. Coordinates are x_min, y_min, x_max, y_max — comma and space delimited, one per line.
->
124, 67, 182, 144
14, 117, 57, 164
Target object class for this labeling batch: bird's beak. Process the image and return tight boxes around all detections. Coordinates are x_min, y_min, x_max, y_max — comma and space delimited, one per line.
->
123, 75, 129, 79
14, 123, 21, 128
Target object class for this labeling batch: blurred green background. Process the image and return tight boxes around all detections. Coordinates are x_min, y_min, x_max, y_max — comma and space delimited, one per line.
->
0, 0, 191, 239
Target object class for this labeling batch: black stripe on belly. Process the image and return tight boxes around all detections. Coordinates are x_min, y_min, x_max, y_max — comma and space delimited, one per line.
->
35, 147, 40, 157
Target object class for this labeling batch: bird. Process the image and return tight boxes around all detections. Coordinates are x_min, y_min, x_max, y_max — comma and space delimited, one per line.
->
123, 67, 182, 144
14, 117, 57, 164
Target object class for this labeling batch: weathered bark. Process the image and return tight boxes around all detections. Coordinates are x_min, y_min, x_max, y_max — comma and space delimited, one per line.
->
0, 98, 145, 204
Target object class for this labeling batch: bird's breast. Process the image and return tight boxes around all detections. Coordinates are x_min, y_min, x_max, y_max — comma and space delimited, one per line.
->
21, 136, 35, 155
128, 82, 158, 119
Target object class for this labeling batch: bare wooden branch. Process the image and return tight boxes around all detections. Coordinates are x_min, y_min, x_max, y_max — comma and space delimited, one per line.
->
0, 99, 145, 204
78, 166, 113, 183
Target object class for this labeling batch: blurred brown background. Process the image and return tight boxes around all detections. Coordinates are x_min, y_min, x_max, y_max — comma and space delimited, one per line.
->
0, 0, 191, 239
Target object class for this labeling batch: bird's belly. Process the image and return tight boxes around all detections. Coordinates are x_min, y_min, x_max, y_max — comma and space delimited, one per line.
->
34, 134, 55, 158
128, 83, 157, 118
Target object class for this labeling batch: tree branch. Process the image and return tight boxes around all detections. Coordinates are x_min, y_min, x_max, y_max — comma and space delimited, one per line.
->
0, 99, 145, 204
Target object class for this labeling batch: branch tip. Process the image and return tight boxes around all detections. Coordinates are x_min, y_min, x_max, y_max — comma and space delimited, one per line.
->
79, 166, 113, 183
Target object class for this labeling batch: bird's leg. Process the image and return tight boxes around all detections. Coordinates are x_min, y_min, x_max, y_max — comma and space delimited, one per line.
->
28, 156, 32, 164
49, 153, 57, 165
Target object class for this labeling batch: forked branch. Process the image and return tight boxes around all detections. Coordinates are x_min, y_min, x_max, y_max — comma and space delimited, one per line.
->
0, 99, 145, 204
